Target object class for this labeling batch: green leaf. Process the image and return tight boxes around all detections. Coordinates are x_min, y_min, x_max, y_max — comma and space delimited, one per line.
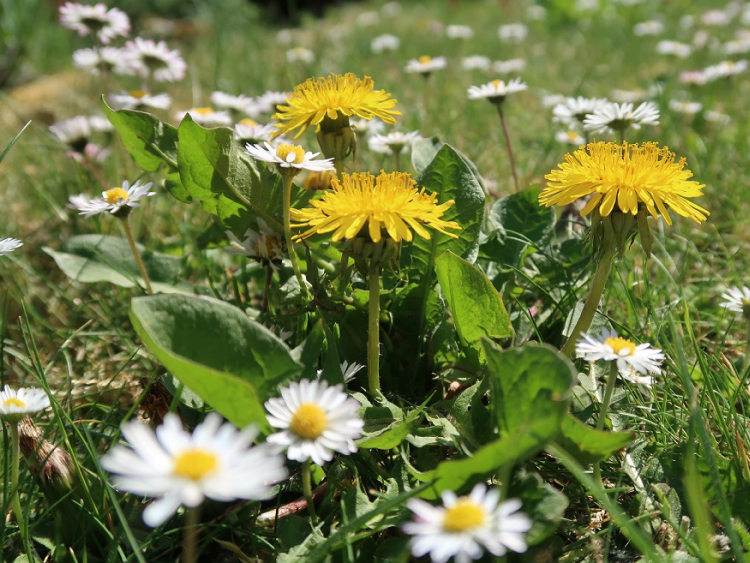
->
0, 120, 30, 165
435, 251, 512, 352
411, 138, 485, 186
514, 470, 569, 545
177, 115, 285, 232
358, 407, 422, 450
558, 413, 634, 464
130, 294, 303, 430
484, 341, 574, 438
43, 234, 185, 293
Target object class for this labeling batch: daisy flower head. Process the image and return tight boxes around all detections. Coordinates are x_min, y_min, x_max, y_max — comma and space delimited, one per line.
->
110, 90, 171, 111
291, 171, 460, 244
704, 59, 748, 81
0, 385, 50, 422
467, 78, 527, 104
552, 96, 609, 126
49, 116, 92, 153
69, 179, 156, 219
59, 2, 130, 44
256, 90, 292, 114
225, 219, 284, 263
264, 379, 364, 466
0, 237, 23, 257
446, 24, 474, 39
125, 37, 186, 82
73, 47, 133, 75
174, 108, 233, 128
403, 484, 532, 563
721, 286, 750, 318
210, 91, 257, 116
576, 330, 665, 386
351, 117, 385, 137
99, 412, 287, 527
555, 130, 586, 145
498, 23, 528, 43
656, 40, 692, 58
492, 58, 527, 74
234, 119, 277, 144
583, 101, 660, 135
633, 20, 664, 36
272, 73, 400, 139
609, 88, 646, 103
246, 142, 335, 176
405, 56, 448, 75
540, 141, 707, 226
368, 130, 422, 154
669, 100, 702, 115
286, 47, 316, 64
680, 70, 709, 86
371, 33, 400, 53
461, 55, 491, 71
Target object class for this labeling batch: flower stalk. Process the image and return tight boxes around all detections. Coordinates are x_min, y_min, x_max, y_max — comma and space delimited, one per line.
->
496, 103, 520, 192
368, 267, 381, 394
301, 459, 317, 521
593, 361, 619, 488
9, 422, 33, 559
183, 505, 201, 563
120, 215, 153, 295
282, 173, 310, 300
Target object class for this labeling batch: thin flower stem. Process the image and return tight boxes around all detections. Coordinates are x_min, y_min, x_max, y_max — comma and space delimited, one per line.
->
394, 149, 402, 172
183, 505, 201, 563
121, 216, 153, 295
9, 423, 33, 559
301, 459, 318, 521
262, 266, 273, 313
593, 362, 619, 489
496, 103, 520, 192
368, 267, 381, 395
560, 245, 617, 358
744, 317, 750, 376
334, 158, 345, 178
282, 173, 309, 300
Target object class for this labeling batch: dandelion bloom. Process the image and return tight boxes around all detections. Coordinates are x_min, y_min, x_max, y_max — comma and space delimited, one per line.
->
291, 171, 461, 243
539, 141, 708, 226
272, 73, 400, 138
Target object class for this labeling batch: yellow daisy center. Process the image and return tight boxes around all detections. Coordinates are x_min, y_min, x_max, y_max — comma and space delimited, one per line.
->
539, 141, 709, 226
290, 403, 327, 439
443, 500, 486, 532
3, 398, 25, 408
276, 144, 306, 164
129, 90, 148, 99
727, 60, 735, 68
105, 187, 129, 204
193, 107, 214, 115
604, 337, 636, 356
173, 449, 219, 480
492, 79, 503, 88
566, 131, 580, 140
418, 55, 433, 64
240, 118, 258, 127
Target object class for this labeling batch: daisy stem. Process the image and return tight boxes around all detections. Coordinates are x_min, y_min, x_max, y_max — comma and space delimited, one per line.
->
9, 422, 32, 558
394, 150, 401, 172
496, 103, 520, 192
262, 266, 273, 313
744, 317, 750, 376
368, 267, 381, 395
282, 174, 310, 301
593, 361, 619, 489
560, 245, 616, 358
301, 459, 318, 521
121, 216, 153, 295
183, 505, 201, 563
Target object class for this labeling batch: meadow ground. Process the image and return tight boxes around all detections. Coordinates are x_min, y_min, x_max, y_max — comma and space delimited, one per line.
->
2, 0, 750, 561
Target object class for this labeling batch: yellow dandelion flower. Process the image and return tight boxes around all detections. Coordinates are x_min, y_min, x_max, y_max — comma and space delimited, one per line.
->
539, 141, 709, 226
273, 73, 400, 139
291, 171, 461, 243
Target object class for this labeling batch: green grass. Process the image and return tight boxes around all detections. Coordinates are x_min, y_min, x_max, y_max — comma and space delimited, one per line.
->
2, 0, 750, 561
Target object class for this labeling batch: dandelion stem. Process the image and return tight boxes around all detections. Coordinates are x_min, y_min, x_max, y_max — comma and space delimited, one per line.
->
593, 362, 619, 488
560, 245, 616, 358
301, 459, 318, 521
282, 173, 309, 300
496, 103, 520, 192
183, 505, 201, 563
368, 267, 381, 395
121, 216, 153, 295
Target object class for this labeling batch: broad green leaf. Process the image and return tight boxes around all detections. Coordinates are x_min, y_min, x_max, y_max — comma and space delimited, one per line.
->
358, 407, 421, 450
43, 235, 185, 293
177, 115, 285, 232
514, 471, 569, 545
435, 251, 512, 351
130, 294, 302, 430
558, 413, 634, 465
484, 341, 574, 438
411, 137, 485, 185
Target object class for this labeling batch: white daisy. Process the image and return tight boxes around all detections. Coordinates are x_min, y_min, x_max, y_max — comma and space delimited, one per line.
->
668, 100, 702, 115
461, 55, 491, 71
351, 117, 385, 137
555, 130, 586, 145
498, 23, 528, 43
174, 107, 233, 127
125, 37, 186, 83
69, 179, 155, 219
405, 56, 447, 75
73, 47, 133, 75
225, 219, 284, 262
99, 412, 287, 527
356, 11, 380, 27
208, 92, 254, 116
234, 119, 277, 144
492, 58, 527, 74
382, 1, 401, 16
467, 78, 527, 104
724, 39, 750, 55
633, 20, 664, 36
701, 8, 732, 26
49, 116, 92, 153
721, 286, 750, 315
656, 40, 692, 58
110, 90, 172, 111
245, 142, 335, 173
0, 385, 50, 422
404, 484, 532, 563
576, 330, 665, 387
264, 379, 364, 466
255, 91, 291, 114
286, 47, 315, 64
315, 361, 365, 383
704, 59, 748, 81
0, 238, 23, 257
704, 109, 731, 124
88, 115, 113, 133
680, 70, 709, 86
446, 25, 474, 39
541, 93, 567, 108
368, 131, 422, 155
583, 101, 660, 134
59, 2, 130, 44
526, 5, 547, 19
609, 88, 646, 103
371, 34, 400, 53
552, 96, 609, 126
